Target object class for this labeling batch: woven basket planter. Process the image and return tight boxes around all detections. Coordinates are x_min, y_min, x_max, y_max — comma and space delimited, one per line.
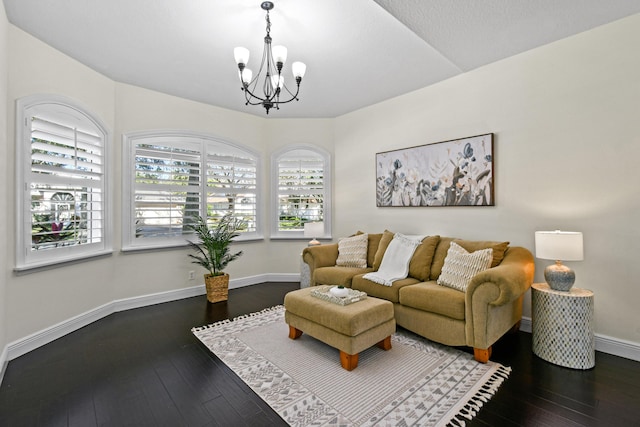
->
204, 273, 229, 303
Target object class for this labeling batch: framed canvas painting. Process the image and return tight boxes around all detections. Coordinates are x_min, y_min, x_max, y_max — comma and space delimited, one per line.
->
376, 133, 494, 207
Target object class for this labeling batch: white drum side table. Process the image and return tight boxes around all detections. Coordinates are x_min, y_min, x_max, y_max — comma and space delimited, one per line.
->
531, 283, 595, 369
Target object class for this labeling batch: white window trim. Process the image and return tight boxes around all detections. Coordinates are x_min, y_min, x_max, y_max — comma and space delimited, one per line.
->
270, 144, 332, 240
15, 94, 112, 271
122, 130, 263, 251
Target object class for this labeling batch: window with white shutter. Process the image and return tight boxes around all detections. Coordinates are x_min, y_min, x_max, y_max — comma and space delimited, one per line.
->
271, 145, 331, 238
16, 95, 111, 270
205, 145, 258, 233
123, 131, 260, 250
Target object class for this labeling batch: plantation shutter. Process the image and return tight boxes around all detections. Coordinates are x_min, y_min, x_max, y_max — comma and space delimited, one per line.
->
205, 143, 257, 232
126, 134, 259, 248
277, 149, 324, 231
29, 115, 105, 251
133, 140, 202, 238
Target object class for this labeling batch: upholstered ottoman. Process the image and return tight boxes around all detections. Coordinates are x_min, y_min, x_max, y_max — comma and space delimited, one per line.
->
284, 287, 395, 370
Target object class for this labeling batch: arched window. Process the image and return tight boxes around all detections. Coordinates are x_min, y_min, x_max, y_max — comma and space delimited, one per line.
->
122, 131, 260, 250
271, 145, 331, 239
16, 95, 111, 270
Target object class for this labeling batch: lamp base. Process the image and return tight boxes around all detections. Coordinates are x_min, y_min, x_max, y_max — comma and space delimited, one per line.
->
307, 238, 321, 247
544, 261, 576, 292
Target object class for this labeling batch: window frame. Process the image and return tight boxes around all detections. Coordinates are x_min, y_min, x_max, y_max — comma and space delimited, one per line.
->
15, 94, 112, 271
270, 144, 332, 240
122, 130, 262, 251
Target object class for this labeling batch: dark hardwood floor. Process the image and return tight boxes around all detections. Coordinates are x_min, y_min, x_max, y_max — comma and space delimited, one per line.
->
1, 282, 638, 426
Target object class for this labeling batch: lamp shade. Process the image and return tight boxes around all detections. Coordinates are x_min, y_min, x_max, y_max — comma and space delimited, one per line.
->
239, 68, 252, 84
271, 75, 284, 89
304, 222, 323, 238
535, 231, 583, 261
272, 45, 287, 64
234, 47, 249, 65
292, 61, 306, 79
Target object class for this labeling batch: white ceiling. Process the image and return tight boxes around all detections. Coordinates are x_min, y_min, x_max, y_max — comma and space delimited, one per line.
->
4, 0, 640, 118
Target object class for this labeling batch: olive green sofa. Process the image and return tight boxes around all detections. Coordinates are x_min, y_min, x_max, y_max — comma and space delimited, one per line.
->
301, 231, 535, 363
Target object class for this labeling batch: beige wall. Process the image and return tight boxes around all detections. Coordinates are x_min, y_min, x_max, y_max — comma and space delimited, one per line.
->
113, 84, 265, 301
2, 11, 639, 355
334, 14, 640, 344
3, 26, 334, 344
113, 86, 335, 296
6, 26, 118, 342
0, 4, 9, 358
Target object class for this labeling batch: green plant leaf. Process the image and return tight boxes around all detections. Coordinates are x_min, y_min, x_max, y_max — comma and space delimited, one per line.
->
186, 214, 245, 276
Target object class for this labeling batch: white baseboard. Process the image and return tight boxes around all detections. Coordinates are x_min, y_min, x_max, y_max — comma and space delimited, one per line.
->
592, 334, 640, 362
520, 316, 640, 362
0, 346, 7, 386
228, 273, 298, 289
520, 316, 532, 333
4, 273, 300, 363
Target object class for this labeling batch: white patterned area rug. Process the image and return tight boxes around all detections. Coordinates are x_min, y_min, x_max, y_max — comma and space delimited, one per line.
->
192, 306, 510, 427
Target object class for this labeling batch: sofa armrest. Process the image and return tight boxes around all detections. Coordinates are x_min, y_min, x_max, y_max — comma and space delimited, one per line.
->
302, 243, 339, 286
464, 246, 535, 350
466, 246, 535, 307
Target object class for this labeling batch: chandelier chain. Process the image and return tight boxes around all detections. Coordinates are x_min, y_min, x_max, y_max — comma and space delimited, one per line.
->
265, 10, 271, 38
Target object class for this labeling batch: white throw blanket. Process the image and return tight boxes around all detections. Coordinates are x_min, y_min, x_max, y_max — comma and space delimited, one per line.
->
363, 233, 422, 286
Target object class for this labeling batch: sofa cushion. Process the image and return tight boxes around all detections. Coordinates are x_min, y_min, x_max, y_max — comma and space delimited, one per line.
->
437, 242, 493, 292
408, 235, 441, 281
430, 237, 510, 280
336, 233, 368, 268
373, 230, 395, 270
399, 282, 466, 320
454, 239, 509, 268
314, 266, 373, 288
348, 231, 383, 267
352, 274, 419, 303
367, 233, 383, 267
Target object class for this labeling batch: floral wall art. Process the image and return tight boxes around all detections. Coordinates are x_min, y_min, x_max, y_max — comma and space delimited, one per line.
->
376, 133, 494, 207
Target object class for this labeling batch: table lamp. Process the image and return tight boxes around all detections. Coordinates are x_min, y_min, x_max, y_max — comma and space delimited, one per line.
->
304, 222, 323, 246
534, 230, 584, 291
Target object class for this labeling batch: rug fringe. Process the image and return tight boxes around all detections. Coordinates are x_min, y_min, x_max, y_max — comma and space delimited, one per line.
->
191, 305, 284, 332
447, 365, 512, 427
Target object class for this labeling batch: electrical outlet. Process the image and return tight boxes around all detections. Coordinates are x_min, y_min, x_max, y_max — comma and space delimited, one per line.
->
188, 271, 195, 280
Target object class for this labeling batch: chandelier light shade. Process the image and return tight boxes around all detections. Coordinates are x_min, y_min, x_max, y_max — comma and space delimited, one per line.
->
234, 1, 306, 114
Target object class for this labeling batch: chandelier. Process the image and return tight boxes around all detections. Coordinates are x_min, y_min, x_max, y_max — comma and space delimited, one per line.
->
233, 1, 306, 114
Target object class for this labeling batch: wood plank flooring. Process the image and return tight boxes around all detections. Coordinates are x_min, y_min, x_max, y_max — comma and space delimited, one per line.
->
1, 282, 639, 426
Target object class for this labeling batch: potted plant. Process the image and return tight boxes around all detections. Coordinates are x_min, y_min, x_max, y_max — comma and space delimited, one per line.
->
187, 214, 244, 303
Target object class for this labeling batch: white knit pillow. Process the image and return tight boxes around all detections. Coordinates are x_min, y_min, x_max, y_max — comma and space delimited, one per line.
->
437, 242, 493, 292
336, 233, 369, 268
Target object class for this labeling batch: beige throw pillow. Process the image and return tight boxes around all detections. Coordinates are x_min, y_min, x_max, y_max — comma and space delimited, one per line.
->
453, 239, 509, 267
336, 233, 369, 268
437, 242, 493, 292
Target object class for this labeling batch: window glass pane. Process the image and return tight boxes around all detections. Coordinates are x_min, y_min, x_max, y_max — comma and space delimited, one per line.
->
30, 184, 103, 250
134, 143, 201, 239
127, 135, 259, 247
29, 115, 104, 252
206, 150, 257, 233
277, 150, 324, 231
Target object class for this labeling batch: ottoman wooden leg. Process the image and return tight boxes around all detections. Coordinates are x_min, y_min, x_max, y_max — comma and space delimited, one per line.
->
288, 325, 303, 340
376, 336, 392, 351
340, 351, 358, 371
